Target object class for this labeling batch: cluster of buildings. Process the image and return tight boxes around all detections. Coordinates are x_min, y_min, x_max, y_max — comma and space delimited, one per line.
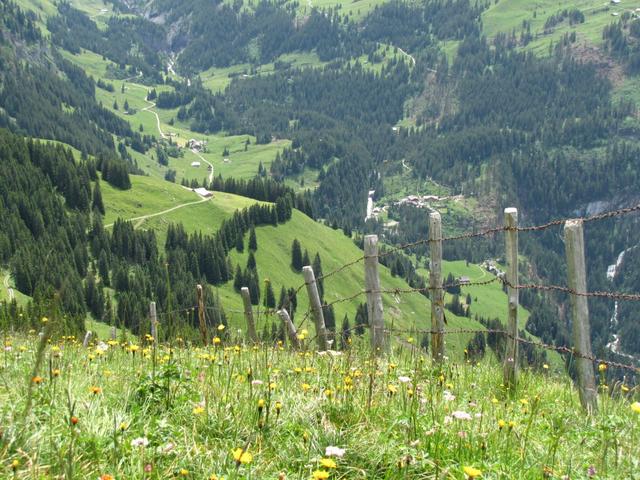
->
187, 138, 207, 152
481, 260, 506, 280
395, 194, 442, 208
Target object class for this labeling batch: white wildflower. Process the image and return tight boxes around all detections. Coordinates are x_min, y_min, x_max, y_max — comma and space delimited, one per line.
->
451, 410, 472, 421
325, 446, 346, 457
131, 437, 149, 448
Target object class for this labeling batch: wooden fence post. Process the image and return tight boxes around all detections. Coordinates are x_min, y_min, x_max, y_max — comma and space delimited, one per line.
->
503, 208, 519, 389
302, 266, 329, 351
110, 326, 117, 341
241, 287, 259, 344
149, 301, 158, 344
82, 331, 92, 348
196, 284, 209, 346
277, 308, 301, 349
565, 219, 598, 413
364, 235, 386, 354
428, 212, 445, 362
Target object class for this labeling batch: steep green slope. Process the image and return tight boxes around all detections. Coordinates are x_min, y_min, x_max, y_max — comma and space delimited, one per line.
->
98, 173, 481, 355
482, 0, 626, 54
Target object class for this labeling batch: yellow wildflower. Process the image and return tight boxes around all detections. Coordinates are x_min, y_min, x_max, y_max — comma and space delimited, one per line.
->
463, 466, 482, 478
312, 471, 330, 480
193, 406, 205, 415
232, 448, 252, 464
319, 458, 337, 469
632, 402, 640, 413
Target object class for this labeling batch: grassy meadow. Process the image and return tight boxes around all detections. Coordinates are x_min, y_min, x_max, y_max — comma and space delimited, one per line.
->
482, 0, 628, 55
0, 328, 638, 479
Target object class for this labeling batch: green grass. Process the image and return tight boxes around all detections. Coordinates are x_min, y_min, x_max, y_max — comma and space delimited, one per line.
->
219, 211, 478, 355
0, 271, 30, 307
0, 331, 638, 479
59, 49, 290, 183
482, 0, 624, 54
200, 52, 326, 93
101, 175, 200, 227
99, 170, 480, 354
141, 192, 263, 247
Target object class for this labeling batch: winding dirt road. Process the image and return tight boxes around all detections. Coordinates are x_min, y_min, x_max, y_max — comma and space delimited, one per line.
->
104, 197, 210, 229
191, 149, 215, 184
4, 273, 14, 301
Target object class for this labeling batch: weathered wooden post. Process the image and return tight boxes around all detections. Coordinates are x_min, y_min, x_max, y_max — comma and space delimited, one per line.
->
241, 287, 259, 343
302, 265, 329, 351
110, 326, 117, 341
364, 235, 386, 354
503, 208, 519, 389
196, 284, 209, 346
149, 301, 158, 343
277, 308, 301, 349
428, 212, 445, 362
565, 219, 598, 412
82, 331, 93, 348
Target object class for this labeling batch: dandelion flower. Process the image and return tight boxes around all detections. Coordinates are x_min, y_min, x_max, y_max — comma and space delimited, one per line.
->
325, 446, 345, 457
217, 324, 225, 331
598, 363, 607, 372
90, 386, 102, 395
312, 471, 330, 480
632, 402, 640, 413
11, 459, 20, 471
179, 468, 189, 476
32, 376, 43, 385
463, 466, 482, 478
387, 384, 398, 394
232, 448, 252, 464
193, 406, 205, 415
320, 458, 337, 469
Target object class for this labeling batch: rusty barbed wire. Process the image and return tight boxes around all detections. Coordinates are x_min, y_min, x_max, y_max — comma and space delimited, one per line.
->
384, 328, 639, 373
499, 279, 640, 301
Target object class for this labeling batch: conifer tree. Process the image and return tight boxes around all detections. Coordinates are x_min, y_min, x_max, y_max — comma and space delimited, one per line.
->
92, 178, 105, 215
312, 253, 324, 301
263, 280, 276, 308
247, 251, 256, 270
248, 226, 257, 251
291, 239, 303, 271
340, 314, 351, 349
233, 264, 244, 291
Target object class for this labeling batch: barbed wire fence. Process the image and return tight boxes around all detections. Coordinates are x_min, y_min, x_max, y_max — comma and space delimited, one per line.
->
143, 203, 640, 410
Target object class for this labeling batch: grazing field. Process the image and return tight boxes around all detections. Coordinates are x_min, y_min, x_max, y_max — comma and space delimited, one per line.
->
0, 330, 638, 479
101, 175, 200, 227
482, 0, 627, 54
